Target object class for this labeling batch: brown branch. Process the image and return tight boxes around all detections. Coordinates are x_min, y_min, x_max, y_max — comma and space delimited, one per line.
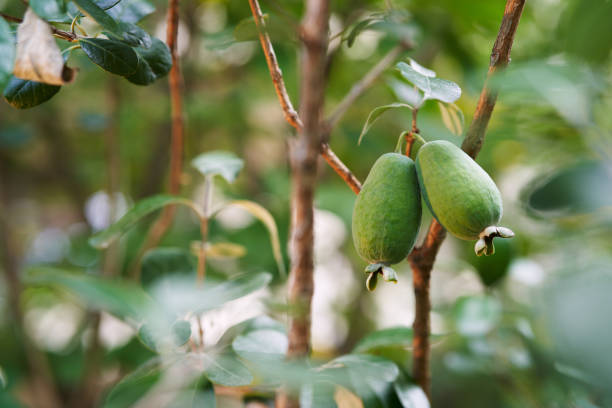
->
277, 1, 330, 407
1, 13, 78, 42
128, 0, 184, 280
248, 0, 366, 195
407, 0, 526, 400
325, 42, 411, 130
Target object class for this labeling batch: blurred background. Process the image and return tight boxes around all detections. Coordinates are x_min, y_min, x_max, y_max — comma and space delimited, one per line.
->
1, 0, 611, 407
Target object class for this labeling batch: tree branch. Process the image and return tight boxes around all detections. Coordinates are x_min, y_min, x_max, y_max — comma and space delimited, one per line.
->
1, 13, 78, 42
276, 1, 330, 407
128, 0, 184, 280
407, 0, 526, 400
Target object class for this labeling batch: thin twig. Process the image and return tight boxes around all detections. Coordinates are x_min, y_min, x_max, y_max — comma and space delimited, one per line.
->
128, 0, 184, 280
325, 42, 411, 130
407, 0, 526, 400
320, 142, 361, 193
1, 13, 78, 42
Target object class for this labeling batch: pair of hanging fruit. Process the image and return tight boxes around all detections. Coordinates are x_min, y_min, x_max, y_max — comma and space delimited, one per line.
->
352, 140, 513, 290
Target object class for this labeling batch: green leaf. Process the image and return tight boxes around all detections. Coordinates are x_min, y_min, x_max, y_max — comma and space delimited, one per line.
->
202, 353, 253, 386
73, 0, 119, 33
192, 150, 244, 183
232, 329, 288, 361
24, 267, 153, 320
30, 0, 68, 21
223, 200, 286, 278
89, 195, 202, 249
300, 382, 337, 408
358, 103, 413, 145
126, 38, 172, 85
103, 359, 162, 408
0, 365, 6, 389
170, 375, 216, 408
325, 354, 399, 384
79, 38, 139, 76
438, 102, 464, 136
453, 295, 501, 337
393, 376, 429, 408
353, 327, 414, 354
0, 19, 15, 87
345, 17, 381, 47
141, 247, 195, 288
3, 76, 61, 109
113, 22, 152, 48
107, 0, 155, 24
396, 61, 461, 104
172, 320, 192, 346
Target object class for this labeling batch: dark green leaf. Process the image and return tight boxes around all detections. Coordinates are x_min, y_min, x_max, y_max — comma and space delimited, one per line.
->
126, 38, 172, 85
103, 359, 162, 408
141, 247, 195, 288
107, 0, 155, 24
192, 151, 244, 183
73, 0, 119, 32
89, 195, 201, 249
80, 38, 139, 76
232, 329, 288, 361
202, 353, 253, 386
0, 19, 15, 87
358, 103, 413, 145
353, 327, 414, 354
30, 0, 68, 21
96, 0, 123, 9
396, 61, 461, 104
3, 76, 61, 109
113, 22, 152, 48
24, 267, 153, 320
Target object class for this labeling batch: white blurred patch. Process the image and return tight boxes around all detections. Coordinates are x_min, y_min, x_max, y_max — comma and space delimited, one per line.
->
343, 30, 383, 60
368, 269, 415, 328
199, 2, 228, 34
314, 209, 347, 261
27, 227, 70, 263
509, 258, 545, 286
155, 17, 190, 57
98, 312, 135, 349
215, 203, 255, 230
25, 303, 82, 352
197, 288, 268, 348
328, 14, 343, 53
84, 191, 128, 232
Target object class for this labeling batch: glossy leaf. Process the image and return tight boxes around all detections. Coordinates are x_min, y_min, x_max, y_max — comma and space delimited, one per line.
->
202, 353, 253, 386
3, 76, 61, 109
24, 267, 152, 320
393, 376, 430, 408
232, 329, 288, 361
114, 22, 152, 48
30, 0, 68, 21
73, 0, 119, 33
80, 38, 139, 76
126, 38, 172, 85
224, 200, 286, 278
141, 247, 195, 288
396, 61, 461, 104
89, 195, 201, 249
192, 150, 244, 183
107, 0, 155, 24
0, 19, 15, 86
353, 327, 414, 354
358, 103, 413, 145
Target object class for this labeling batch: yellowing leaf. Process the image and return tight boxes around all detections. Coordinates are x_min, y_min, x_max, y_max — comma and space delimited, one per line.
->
438, 102, 464, 136
206, 242, 247, 259
334, 386, 364, 408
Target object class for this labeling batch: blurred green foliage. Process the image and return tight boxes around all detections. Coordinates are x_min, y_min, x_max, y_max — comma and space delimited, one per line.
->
1, 0, 611, 407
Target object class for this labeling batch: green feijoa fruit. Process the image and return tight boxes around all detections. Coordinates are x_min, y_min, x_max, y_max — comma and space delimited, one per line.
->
415, 140, 514, 256
352, 153, 422, 274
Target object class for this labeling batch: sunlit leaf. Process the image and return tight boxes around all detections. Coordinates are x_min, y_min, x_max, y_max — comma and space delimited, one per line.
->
396, 61, 461, 104
141, 247, 195, 288
232, 329, 288, 361
223, 200, 286, 278
80, 38, 139, 77
126, 38, 172, 85
24, 267, 153, 320
202, 353, 253, 386
114, 22, 152, 48
358, 103, 413, 145
192, 151, 244, 183
89, 195, 202, 249
205, 242, 247, 259
393, 376, 429, 408
353, 327, 414, 354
